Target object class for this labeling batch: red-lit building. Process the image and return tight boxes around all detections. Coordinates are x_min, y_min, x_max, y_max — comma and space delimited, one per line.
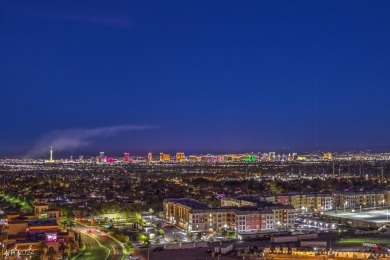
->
236, 208, 275, 232
276, 196, 291, 205
124, 153, 130, 162
147, 152, 153, 162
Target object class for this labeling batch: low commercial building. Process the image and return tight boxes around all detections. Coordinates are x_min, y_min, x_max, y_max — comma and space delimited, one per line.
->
323, 208, 390, 228
3, 218, 79, 260
2, 204, 76, 259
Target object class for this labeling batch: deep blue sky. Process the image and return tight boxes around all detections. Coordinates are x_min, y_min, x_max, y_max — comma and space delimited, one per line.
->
1, 1, 390, 157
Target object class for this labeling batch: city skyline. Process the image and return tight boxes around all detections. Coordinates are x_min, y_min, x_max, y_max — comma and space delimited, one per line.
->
3, 2, 390, 259
2, 1, 390, 156
8, 146, 390, 161
7, 131, 390, 158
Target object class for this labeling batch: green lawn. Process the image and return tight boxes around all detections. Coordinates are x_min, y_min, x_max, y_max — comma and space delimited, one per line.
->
337, 237, 390, 245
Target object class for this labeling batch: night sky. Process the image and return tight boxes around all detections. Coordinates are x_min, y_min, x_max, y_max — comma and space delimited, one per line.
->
1, 1, 390, 158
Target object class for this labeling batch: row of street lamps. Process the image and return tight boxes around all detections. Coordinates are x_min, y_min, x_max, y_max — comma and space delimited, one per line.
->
343, 199, 386, 212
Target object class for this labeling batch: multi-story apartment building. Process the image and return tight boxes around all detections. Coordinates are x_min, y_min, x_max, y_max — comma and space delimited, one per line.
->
235, 208, 274, 233
164, 198, 295, 234
163, 198, 236, 232
304, 193, 333, 211
318, 193, 333, 211
270, 205, 295, 228
290, 194, 303, 210
191, 209, 236, 232
333, 191, 385, 209
164, 191, 390, 234
275, 194, 293, 206
220, 197, 257, 207
263, 193, 333, 212
221, 197, 295, 228
385, 191, 390, 205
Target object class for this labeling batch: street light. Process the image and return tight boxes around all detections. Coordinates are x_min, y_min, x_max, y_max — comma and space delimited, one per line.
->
89, 213, 95, 227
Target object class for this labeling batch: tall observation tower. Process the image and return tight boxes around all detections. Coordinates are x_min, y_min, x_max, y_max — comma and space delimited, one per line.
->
50, 147, 53, 162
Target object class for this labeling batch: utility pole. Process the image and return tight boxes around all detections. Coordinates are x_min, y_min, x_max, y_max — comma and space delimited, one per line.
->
381, 165, 384, 180
332, 163, 335, 177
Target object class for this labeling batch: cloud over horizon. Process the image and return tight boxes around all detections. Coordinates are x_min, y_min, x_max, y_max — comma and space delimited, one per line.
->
26, 125, 156, 158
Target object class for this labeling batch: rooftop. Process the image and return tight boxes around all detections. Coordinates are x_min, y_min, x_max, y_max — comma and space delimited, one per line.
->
28, 219, 58, 227
164, 198, 209, 210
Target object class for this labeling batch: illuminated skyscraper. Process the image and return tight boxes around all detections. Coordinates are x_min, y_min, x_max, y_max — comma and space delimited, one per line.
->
98, 152, 107, 163
124, 153, 130, 162
176, 152, 185, 162
323, 152, 333, 160
147, 152, 153, 162
50, 147, 53, 162
160, 153, 170, 162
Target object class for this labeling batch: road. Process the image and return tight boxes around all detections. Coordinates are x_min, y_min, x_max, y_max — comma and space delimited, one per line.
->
146, 215, 189, 243
73, 223, 127, 260
117, 215, 189, 246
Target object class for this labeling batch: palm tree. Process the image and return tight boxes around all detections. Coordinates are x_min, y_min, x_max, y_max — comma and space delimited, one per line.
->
46, 247, 57, 260
129, 212, 145, 229
31, 250, 43, 260
60, 217, 68, 229
115, 213, 121, 225
32, 243, 44, 260
0, 232, 8, 257
0, 232, 7, 242
67, 220, 75, 230
59, 242, 70, 259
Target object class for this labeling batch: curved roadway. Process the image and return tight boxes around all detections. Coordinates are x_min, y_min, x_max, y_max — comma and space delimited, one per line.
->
73, 223, 126, 260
